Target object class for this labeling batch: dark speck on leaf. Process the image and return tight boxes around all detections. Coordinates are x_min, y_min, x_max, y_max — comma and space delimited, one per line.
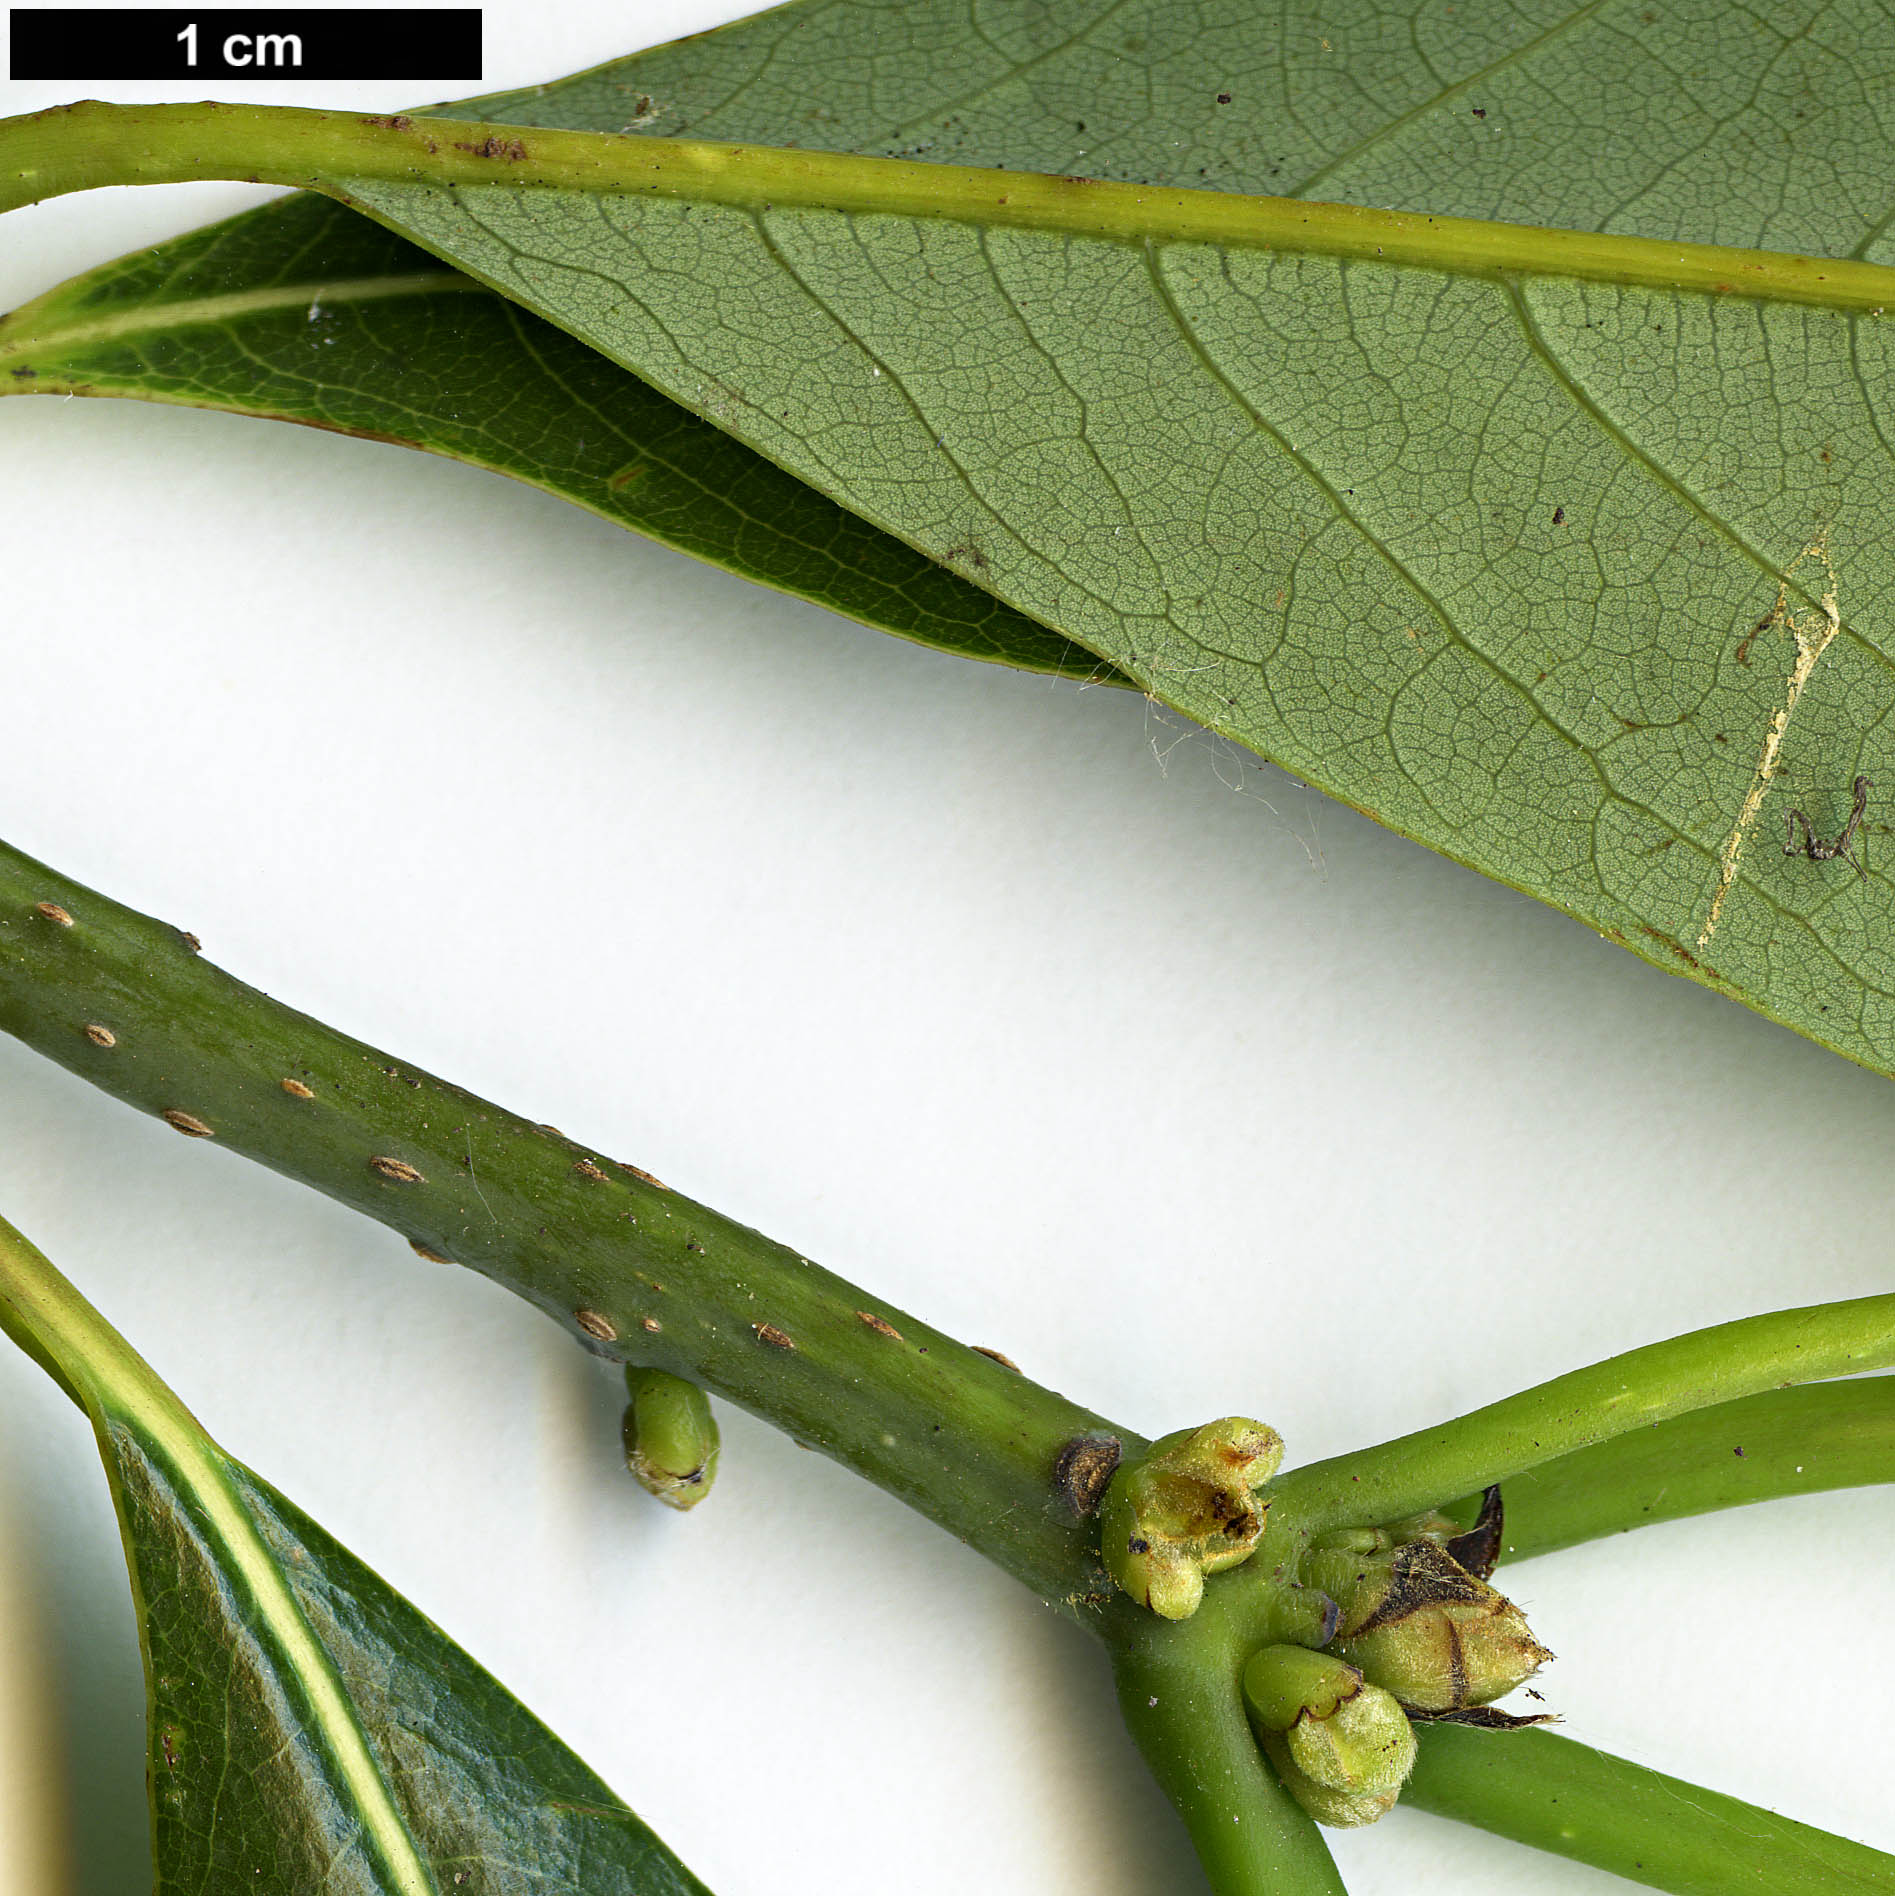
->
1552, 506, 1565, 525
1472, 106, 1487, 118
1216, 92, 1232, 104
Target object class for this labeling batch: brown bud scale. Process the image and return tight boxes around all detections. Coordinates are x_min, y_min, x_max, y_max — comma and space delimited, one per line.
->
1053, 1435, 1122, 1517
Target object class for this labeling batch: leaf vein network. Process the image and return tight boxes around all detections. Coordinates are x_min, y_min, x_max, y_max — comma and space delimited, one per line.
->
1290, 0, 1611, 200
747, 206, 1135, 620
882, 0, 1147, 146
1149, 243, 1621, 805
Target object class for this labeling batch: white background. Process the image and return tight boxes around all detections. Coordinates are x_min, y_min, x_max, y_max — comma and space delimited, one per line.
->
0, 5, 1891, 1893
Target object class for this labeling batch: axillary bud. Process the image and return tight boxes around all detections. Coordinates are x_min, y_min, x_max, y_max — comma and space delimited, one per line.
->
1100, 1417, 1283, 1619
1242, 1643, 1417, 1828
622, 1367, 720, 1510
1303, 1507, 1549, 1713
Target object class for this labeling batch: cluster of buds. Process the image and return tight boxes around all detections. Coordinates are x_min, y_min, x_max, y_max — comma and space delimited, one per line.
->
1099, 1417, 1284, 1619
1097, 1419, 1551, 1829
1256, 1488, 1552, 1827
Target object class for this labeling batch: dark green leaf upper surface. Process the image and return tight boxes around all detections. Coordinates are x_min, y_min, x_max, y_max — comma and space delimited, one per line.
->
34, 1316, 710, 1893
116, 1430, 397, 1892
0, 191, 1109, 681
112, 1418, 713, 1894
230, 1463, 711, 1895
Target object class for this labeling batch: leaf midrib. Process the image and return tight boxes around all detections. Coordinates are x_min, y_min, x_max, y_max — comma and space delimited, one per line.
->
0, 271, 480, 368
412, 117, 1895, 995
125, 1429, 438, 1895
15, 103, 1895, 316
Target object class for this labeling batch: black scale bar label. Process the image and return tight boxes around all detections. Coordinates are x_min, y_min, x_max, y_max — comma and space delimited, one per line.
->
10, 9, 481, 79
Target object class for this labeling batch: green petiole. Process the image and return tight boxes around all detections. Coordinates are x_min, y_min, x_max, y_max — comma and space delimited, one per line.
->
1464, 1375, 1895, 1562
1270, 1300, 1895, 1538
1407, 1724, 1895, 1894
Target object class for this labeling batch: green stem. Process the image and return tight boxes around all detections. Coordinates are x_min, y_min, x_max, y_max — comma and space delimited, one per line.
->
7, 100, 1895, 313
0, 834, 1134, 1616
1270, 1300, 1895, 1537
1458, 1376, 1895, 1561
1406, 1725, 1895, 1895
1111, 1613, 1345, 1896
11, 830, 1895, 1887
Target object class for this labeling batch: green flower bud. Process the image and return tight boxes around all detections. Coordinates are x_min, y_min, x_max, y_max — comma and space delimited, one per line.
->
1100, 1417, 1283, 1619
622, 1367, 720, 1510
1242, 1644, 1416, 1828
1306, 1530, 1549, 1713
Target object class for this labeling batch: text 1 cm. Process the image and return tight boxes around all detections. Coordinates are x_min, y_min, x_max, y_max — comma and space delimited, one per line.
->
176, 23, 304, 67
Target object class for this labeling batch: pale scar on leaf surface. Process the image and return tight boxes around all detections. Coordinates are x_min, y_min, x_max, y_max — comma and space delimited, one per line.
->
1697, 531, 1846, 953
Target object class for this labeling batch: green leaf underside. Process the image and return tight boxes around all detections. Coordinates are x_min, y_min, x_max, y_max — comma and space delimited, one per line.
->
271, 0, 1895, 1081
0, 193, 1111, 684
0, 1223, 708, 1896
19, 0, 1895, 1063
